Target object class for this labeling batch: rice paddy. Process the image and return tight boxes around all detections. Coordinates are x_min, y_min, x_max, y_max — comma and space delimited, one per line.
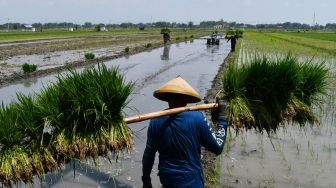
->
219, 31, 336, 188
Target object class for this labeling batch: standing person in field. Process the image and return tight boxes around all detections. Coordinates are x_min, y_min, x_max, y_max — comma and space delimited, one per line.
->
227, 34, 238, 52
142, 76, 228, 188
163, 32, 171, 44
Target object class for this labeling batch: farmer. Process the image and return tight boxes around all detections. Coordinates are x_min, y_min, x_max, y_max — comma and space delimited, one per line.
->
210, 32, 217, 45
163, 32, 171, 44
227, 34, 238, 52
142, 76, 228, 188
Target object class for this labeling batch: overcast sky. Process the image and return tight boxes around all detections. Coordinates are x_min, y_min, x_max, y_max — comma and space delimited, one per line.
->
0, 0, 335, 25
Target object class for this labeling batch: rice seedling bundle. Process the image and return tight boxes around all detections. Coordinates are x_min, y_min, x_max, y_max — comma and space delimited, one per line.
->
38, 65, 134, 161
22, 63, 37, 74
84, 52, 95, 60
222, 54, 328, 132
0, 65, 133, 186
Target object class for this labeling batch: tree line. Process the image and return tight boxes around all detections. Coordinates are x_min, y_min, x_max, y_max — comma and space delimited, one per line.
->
0, 21, 335, 30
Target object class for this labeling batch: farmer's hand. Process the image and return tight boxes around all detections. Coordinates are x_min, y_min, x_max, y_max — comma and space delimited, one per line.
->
217, 98, 227, 120
211, 98, 228, 122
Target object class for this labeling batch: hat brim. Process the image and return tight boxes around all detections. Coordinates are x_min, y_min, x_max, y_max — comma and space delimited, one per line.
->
154, 90, 202, 103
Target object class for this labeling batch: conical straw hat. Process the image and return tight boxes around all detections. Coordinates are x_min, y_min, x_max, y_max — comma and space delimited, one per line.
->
153, 76, 202, 103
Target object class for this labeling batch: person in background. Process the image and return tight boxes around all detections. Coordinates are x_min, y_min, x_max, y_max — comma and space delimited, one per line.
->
142, 76, 228, 188
227, 34, 238, 52
163, 32, 171, 44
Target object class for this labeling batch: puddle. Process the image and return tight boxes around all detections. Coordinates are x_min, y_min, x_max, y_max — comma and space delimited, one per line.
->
0, 39, 231, 187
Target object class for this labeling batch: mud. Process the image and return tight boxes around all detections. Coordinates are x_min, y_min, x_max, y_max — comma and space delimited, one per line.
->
0, 40, 165, 88
0, 34, 161, 60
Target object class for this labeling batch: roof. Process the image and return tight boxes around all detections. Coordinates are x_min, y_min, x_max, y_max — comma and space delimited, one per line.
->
24, 24, 33, 28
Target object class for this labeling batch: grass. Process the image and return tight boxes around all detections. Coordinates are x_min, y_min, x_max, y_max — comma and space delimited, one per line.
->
22, 63, 37, 74
221, 54, 329, 132
0, 65, 134, 185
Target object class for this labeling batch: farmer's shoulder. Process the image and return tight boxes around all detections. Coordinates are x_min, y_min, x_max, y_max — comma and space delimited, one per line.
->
150, 116, 170, 126
180, 111, 206, 120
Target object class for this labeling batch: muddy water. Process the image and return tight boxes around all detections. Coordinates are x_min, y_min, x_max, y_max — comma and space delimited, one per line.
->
0, 39, 231, 187
0, 45, 131, 78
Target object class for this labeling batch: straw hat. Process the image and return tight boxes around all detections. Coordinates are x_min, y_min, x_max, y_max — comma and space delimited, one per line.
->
153, 76, 202, 103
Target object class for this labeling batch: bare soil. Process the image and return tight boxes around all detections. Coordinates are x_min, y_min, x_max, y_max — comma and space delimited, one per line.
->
0, 34, 161, 60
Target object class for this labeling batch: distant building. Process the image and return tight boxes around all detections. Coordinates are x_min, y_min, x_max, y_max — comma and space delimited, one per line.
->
214, 25, 224, 29
22, 24, 36, 32
101, 27, 108, 32
69, 27, 75, 32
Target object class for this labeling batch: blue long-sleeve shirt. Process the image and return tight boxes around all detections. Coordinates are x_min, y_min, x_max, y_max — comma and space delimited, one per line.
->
142, 111, 228, 187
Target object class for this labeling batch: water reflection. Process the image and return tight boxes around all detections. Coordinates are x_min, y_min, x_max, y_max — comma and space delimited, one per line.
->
160, 45, 171, 61
206, 44, 220, 54
23, 77, 39, 88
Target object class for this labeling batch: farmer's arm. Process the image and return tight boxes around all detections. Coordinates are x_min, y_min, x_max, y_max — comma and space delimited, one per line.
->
199, 100, 228, 154
142, 121, 157, 187
199, 115, 228, 155
226, 36, 231, 42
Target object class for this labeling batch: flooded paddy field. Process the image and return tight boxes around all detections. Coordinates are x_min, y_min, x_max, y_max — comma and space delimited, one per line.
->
0, 30, 211, 86
0, 31, 335, 188
0, 39, 231, 187
218, 32, 336, 188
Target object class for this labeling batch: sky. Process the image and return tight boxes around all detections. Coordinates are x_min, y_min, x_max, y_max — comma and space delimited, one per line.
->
0, 0, 335, 25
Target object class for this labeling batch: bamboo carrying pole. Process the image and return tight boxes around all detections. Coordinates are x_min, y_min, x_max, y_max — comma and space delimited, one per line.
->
124, 103, 218, 124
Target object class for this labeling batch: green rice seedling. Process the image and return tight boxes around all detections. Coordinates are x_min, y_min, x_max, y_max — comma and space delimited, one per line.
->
124, 47, 130, 53
0, 102, 36, 184
84, 52, 95, 60
190, 35, 194, 38
184, 36, 188, 40
176, 37, 181, 41
160, 28, 171, 34
22, 63, 37, 74
0, 147, 33, 186
221, 54, 329, 132
145, 43, 152, 48
0, 64, 133, 186
0, 94, 59, 185
36, 64, 134, 162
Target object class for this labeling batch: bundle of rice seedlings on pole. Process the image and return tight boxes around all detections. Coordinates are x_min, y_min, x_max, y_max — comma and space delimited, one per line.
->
36, 64, 134, 163
0, 103, 35, 186
0, 65, 133, 186
0, 94, 58, 186
221, 54, 328, 132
